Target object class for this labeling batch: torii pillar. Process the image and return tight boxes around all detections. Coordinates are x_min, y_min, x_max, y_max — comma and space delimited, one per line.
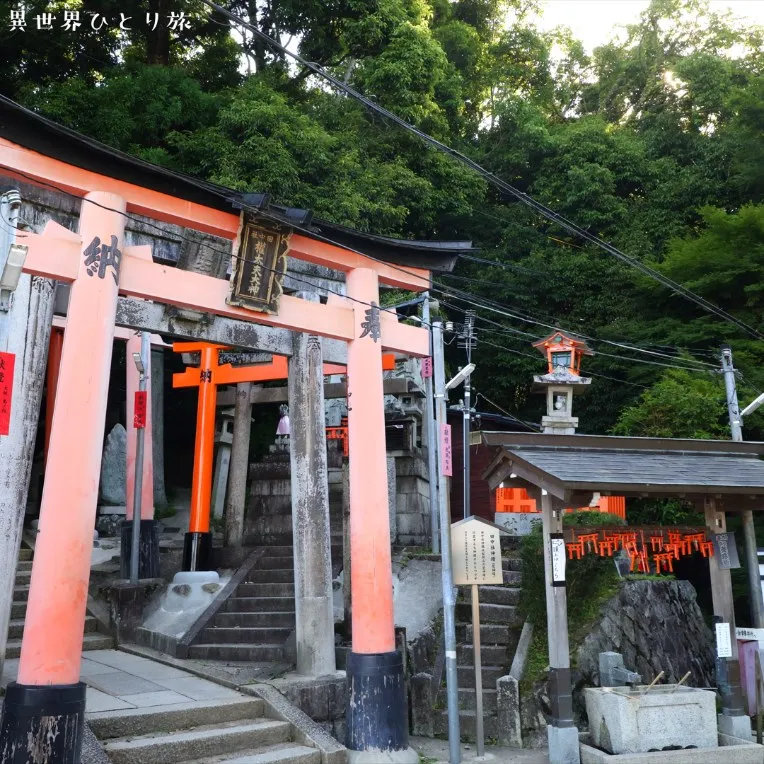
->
0, 193, 126, 763
344, 268, 417, 763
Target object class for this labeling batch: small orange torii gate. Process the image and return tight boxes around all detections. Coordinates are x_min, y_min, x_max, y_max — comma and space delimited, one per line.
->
171, 342, 394, 569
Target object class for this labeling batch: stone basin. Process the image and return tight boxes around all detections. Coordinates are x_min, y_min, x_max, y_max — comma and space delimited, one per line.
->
584, 685, 717, 754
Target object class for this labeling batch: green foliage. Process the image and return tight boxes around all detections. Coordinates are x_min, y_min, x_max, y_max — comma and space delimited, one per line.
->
519, 511, 624, 683
612, 368, 729, 439
626, 498, 703, 526
6, 0, 764, 442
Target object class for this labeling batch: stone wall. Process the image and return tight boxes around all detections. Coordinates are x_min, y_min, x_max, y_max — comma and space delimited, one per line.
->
520, 579, 716, 748
394, 451, 431, 547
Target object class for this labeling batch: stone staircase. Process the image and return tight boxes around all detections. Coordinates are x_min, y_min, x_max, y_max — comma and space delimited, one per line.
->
5, 545, 113, 660
434, 548, 524, 740
90, 696, 321, 764
187, 546, 296, 662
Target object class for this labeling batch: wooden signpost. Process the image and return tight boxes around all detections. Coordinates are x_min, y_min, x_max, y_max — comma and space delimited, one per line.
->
451, 516, 503, 757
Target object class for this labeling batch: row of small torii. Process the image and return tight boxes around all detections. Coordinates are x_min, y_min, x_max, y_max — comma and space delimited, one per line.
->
566, 529, 714, 574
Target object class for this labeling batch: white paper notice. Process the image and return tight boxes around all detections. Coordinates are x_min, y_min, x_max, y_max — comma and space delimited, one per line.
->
551, 537, 566, 585
716, 622, 733, 658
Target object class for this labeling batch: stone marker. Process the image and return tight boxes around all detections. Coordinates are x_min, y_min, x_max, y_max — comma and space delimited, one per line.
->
100, 423, 127, 505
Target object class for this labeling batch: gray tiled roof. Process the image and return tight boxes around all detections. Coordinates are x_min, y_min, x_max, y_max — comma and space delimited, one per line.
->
508, 446, 764, 493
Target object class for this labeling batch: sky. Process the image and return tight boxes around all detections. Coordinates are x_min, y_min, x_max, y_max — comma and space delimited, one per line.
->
534, 0, 764, 51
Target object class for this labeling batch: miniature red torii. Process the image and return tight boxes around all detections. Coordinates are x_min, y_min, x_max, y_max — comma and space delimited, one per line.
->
172, 341, 394, 570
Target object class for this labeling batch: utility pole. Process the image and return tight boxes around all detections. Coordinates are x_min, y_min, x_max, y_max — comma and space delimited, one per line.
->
433, 320, 461, 763
721, 344, 764, 629
423, 294, 440, 553
458, 311, 476, 518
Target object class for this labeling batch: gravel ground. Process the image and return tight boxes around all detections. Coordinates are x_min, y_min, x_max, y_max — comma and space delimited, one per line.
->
82, 723, 112, 764
411, 736, 550, 763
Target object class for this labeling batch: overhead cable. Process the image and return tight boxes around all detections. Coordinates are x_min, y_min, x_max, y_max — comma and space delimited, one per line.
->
197, 0, 764, 341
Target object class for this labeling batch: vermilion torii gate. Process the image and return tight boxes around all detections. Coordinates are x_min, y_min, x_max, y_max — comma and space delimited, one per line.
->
171, 343, 395, 571
0, 108, 462, 763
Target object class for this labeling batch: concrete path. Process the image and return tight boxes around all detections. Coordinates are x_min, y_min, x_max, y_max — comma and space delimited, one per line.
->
411, 736, 549, 763
1, 648, 246, 712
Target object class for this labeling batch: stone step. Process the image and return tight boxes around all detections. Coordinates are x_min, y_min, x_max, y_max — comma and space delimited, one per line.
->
225, 598, 295, 613
237, 583, 294, 598
17, 548, 32, 562
455, 623, 514, 645
10, 601, 26, 619
5, 632, 112, 659
7, 615, 98, 640
214, 612, 296, 629
88, 698, 265, 739
188, 743, 321, 764
457, 644, 509, 666
465, 586, 520, 607
199, 627, 291, 645
16, 560, 33, 572
503, 558, 522, 572
457, 665, 505, 688
13, 586, 29, 602
247, 569, 294, 584
103, 719, 292, 764
458, 688, 497, 713
455, 602, 521, 627
503, 569, 522, 585
14, 570, 31, 587
434, 710, 498, 740
259, 556, 295, 570
188, 644, 285, 662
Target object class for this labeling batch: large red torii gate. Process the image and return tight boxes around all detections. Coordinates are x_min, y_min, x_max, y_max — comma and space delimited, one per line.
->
0, 132, 435, 764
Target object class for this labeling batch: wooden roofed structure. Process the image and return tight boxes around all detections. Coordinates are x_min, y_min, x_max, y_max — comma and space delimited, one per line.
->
481, 430, 764, 763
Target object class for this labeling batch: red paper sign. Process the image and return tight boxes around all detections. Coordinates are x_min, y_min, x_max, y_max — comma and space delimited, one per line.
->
422, 357, 433, 378
0, 351, 15, 436
133, 390, 148, 429
441, 423, 452, 477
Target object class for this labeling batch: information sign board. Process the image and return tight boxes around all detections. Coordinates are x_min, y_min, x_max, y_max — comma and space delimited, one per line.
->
451, 516, 503, 586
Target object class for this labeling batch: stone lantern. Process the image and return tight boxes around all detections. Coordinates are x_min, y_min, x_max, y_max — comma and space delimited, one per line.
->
532, 331, 592, 434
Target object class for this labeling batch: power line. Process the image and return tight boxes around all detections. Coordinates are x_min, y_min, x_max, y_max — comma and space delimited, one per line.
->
197, 0, 764, 341
474, 391, 541, 432
10, 161, 726, 378
435, 290, 717, 371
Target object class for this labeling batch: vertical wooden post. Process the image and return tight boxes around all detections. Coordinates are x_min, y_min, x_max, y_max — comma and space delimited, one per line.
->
224, 381, 252, 549
344, 267, 416, 762
541, 491, 580, 764
471, 583, 485, 757
0, 192, 125, 764
705, 498, 750, 737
